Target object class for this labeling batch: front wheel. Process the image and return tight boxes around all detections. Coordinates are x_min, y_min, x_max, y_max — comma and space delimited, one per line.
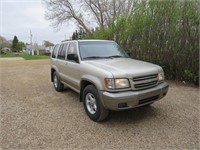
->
83, 85, 109, 122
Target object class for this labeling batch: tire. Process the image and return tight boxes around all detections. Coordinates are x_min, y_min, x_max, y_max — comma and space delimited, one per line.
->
83, 85, 109, 122
53, 72, 64, 92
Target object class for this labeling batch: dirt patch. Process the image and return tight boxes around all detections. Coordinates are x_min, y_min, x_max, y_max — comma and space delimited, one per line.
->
0, 59, 199, 149
0, 57, 24, 61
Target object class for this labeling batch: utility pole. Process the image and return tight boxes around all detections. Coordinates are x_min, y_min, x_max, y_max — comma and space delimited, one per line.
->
30, 30, 33, 55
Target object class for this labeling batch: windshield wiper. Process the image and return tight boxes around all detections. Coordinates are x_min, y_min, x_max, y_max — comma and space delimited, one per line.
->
83, 55, 125, 60
106, 55, 124, 58
82, 56, 106, 60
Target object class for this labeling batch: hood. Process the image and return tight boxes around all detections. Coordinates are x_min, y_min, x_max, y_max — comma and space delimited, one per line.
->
83, 58, 162, 78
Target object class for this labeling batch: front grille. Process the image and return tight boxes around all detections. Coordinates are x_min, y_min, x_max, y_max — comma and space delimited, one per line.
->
133, 74, 158, 90
139, 95, 159, 104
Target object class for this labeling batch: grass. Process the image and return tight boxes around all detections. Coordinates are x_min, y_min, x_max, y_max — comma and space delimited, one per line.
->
0, 52, 16, 57
0, 52, 50, 60
19, 53, 50, 60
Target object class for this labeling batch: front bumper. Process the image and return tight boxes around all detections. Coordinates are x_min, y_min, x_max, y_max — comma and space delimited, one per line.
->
99, 82, 169, 110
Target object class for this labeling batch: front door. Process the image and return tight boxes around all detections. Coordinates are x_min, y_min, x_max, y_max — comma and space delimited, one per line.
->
62, 42, 80, 92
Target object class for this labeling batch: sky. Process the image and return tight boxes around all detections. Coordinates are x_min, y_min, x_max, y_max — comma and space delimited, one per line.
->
0, 0, 77, 45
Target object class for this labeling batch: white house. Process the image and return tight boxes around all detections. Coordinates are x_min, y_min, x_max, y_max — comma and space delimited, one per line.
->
25, 44, 34, 55
45, 46, 54, 53
25, 44, 51, 55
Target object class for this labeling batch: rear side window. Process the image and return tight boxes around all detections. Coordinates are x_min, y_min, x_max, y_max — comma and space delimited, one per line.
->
57, 43, 68, 60
52, 44, 59, 58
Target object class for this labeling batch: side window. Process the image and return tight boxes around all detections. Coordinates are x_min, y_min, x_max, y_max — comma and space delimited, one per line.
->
57, 44, 64, 59
57, 44, 68, 60
61, 44, 68, 60
67, 43, 78, 62
67, 43, 77, 55
52, 44, 59, 58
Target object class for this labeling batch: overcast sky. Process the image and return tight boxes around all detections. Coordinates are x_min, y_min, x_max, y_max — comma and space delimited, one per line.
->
1, 0, 76, 45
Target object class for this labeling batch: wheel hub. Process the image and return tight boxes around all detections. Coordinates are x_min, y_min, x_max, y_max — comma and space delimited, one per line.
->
54, 75, 58, 88
85, 93, 97, 114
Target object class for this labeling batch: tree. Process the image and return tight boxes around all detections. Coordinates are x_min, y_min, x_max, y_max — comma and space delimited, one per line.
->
44, 0, 199, 84
84, 0, 135, 29
83, 0, 199, 84
16, 42, 25, 51
43, 0, 92, 34
43, 0, 135, 33
71, 30, 86, 40
44, 40, 54, 47
0, 35, 11, 50
11, 35, 19, 50
71, 32, 76, 40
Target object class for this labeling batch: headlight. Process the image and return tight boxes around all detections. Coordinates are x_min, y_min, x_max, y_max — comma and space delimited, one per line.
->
105, 78, 130, 89
158, 72, 165, 81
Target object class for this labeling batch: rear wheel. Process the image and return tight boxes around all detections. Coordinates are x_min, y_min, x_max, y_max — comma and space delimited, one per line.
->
83, 85, 109, 122
53, 72, 64, 92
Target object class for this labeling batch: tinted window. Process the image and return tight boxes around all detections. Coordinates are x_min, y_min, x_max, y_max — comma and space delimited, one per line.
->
52, 44, 59, 58
57, 44, 68, 60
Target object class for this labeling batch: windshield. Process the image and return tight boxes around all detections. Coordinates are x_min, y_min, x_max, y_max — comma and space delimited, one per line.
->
79, 41, 128, 60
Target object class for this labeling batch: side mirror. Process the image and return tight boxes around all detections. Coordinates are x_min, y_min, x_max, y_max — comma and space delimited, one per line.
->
67, 54, 79, 62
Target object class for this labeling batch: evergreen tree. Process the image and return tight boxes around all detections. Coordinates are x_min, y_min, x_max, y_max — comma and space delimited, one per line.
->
12, 35, 19, 50
75, 30, 78, 39
72, 32, 76, 40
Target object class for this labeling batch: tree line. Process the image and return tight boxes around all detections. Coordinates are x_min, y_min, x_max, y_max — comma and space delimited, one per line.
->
0, 35, 25, 52
44, 0, 199, 84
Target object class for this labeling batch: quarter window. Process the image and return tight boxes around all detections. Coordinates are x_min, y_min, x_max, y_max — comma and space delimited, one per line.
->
52, 44, 59, 58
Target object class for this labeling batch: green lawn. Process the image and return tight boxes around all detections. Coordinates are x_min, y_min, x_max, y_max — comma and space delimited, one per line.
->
0, 52, 50, 60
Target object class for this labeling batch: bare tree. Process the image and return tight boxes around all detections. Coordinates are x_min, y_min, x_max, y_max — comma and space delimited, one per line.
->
43, 0, 92, 34
43, 0, 135, 32
84, 0, 105, 30
84, 0, 136, 28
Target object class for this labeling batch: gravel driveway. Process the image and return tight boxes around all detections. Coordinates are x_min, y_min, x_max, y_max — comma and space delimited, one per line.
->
0, 59, 199, 149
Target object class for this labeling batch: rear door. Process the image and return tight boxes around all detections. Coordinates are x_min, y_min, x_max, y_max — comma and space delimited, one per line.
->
56, 43, 69, 84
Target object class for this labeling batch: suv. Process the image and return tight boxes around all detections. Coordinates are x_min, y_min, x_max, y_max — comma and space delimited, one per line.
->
51, 40, 169, 122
